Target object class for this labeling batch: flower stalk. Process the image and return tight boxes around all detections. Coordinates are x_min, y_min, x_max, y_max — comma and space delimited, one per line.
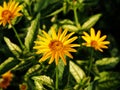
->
88, 49, 94, 76
55, 65, 59, 90
11, 24, 24, 49
73, 3, 81, 28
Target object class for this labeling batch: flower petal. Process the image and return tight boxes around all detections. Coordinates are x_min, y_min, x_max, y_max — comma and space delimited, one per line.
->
64, 51, 73, 59
90, 28, 95, 40
59, 28, 68, 41
64, 36, 78, 45
60, 52, 67, 65
98, 35, 107, 42
55, 52, 59, 65
42, 30, 52, 40
51, 27, 57, 39
62, 32, 75, 43
82, 36, 91, 43
49, 53, 55, 64
39, 51, 52, 62
95, 30, 101, 40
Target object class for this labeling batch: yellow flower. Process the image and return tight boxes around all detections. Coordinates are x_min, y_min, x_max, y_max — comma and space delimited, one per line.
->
0, 0, 23, 26
33, 27, 80, 65
0, 71, 13, 89
82, 28, 110, 52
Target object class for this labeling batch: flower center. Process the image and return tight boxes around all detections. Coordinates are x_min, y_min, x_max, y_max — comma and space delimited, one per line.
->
2, 10, 12, 20
91, 40, 98, 48
49, 40, 63, 51
20, 84, 27, 90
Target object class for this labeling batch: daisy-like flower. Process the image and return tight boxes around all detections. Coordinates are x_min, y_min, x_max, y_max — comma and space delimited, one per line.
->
82, 28, 110, 52
0, 0, 23, 26
33, 27, 80, 65
0, 71, 13, 89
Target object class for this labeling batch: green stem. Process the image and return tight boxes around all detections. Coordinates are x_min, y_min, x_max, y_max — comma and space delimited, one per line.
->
55, 65, 59, 90
88, 49, 94, 76
73, 6, 81, 28
11, 24, 24, 49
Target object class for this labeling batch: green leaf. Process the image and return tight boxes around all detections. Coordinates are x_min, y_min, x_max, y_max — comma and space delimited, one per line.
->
24, 0, 31, 5
59, 19, 78, 32
34, 0, 60, 13
62, 25, 78, 32
91, 65, 100, 76
32, 75, 54, 90
78, 0, 84, 3
60, 19, 75, 25
4, 37, 22, 57
69, 60, 86, 83
94, 71, 120, 90
33, 81, 44, 90
27, 79, 36, 90
11, 56, 35, 72
81, 14, 102, 30
58, 59, 65, 82
95, 57, 119, 70
0, 57, 20, 75
46, 7, 63, 17
84, 82, 94, 90
24, 64, 41, 79
74, 77, 91, 90
24, 13, 40, 51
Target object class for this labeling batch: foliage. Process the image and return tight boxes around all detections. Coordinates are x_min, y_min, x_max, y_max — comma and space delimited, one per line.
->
0, 0, 120, 90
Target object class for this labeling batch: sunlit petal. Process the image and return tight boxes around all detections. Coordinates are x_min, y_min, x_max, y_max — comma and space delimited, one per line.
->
59, 52, 67, 65
98, 35, 107, 42
9, 1, 16, 11
64, 36, 78, 45
37, 35, 50, 43
58, 27, 62, 39
34, 41, 47, 45
100, 45, 109, 49
51, 27, 57, 39
33, 46, 48, 49
62, 32, 75, 43
3, 1, 7, 9
90, 28, 95, 40
83, 32, 90, 37
67, 44, 80, 47
64, 51, 73, 59
42, 30, 52, 40
100, 41, 110, 44
36, 49, 50, 54
55, 52, 59, 65
49, 53, 55, 64
39, 51, 52, 62
67, 48, 77, 52
82, 36, 91, 43
95, 30, 101, 40
59, 28, 68, 41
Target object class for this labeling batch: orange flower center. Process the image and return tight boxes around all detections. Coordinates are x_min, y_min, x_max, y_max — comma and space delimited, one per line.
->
91, 40, 98, 48
2, 10, 12, 21
20, 84, 27, 90
49, 40, 63, 51
0, 77, 10, 89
